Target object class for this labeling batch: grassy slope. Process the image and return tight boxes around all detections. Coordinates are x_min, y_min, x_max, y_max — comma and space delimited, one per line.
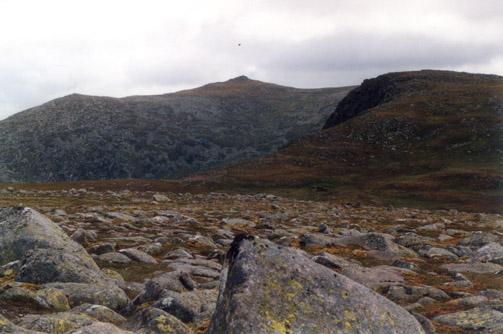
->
207, 71, 503, 213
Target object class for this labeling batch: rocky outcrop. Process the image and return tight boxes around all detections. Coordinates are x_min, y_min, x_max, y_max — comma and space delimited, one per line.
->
207, 235, 425, 333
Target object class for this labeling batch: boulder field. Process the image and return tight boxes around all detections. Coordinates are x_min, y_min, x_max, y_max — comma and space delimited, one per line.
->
1, 188, 503, 333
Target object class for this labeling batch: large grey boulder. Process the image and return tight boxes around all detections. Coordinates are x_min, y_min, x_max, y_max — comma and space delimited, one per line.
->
0, 207, 111, 285
207, 235, 425, 334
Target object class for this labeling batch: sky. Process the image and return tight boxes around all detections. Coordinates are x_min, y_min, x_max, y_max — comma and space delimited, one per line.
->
0, 0, 502, 120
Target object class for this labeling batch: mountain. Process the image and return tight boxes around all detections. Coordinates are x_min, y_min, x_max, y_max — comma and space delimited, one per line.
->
211, 70, 503, 213
0, 77, 353, 182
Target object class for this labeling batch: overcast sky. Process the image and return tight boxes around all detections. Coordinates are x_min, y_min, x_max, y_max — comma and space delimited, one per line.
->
0, 0, 502, 120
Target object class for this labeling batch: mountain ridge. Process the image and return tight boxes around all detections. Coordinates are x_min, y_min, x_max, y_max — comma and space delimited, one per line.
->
0, 77, 354, 182
205, 70, 503, 213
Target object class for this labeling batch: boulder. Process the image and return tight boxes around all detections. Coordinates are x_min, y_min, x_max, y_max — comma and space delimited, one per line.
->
119, 248, 158, 264
433, 307, 503, 332
0, 207, 112, 285
0, 314, 45, 333
207, 235, 425, 334
66, 321, 134, 334
14, 312, 95, 333
45, 282, 129, 311
123, 307, 193, 334
152, 289, 218, 323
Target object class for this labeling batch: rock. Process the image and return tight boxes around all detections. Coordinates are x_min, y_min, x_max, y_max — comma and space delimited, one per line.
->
179, 273, 197, 291
392, 259, 420, 271
318, 223, 331, 234
164, 247, 194, 260
119, 248, 158, 264
470, 242, 503, 264
222, 218, 256, 228
459, 295, 488, 306
98, 252, 132, 264
65, 321, 133, 334
0, 314, 44, 333
441, 263, 503, 274
433, 307, 503, 332
345, 232, 417, 259
313, 251, 353, 269
105, 212, 136, 222
36, 287, 71, 311
130, 272, 185, 308
341, 265, 409, 287
88, 242, 116, 255
418, 247, 457, 259
70, 303, 126, 325
123, 307, 193, 334
44, 282, 129, 311
152, 194, 170, 203
299, 233, 345, 247
0, 287, 50, 310
14, 312, 95, 333
207, 235, 425, 333
410, 312, 436, 334
70, 228, 96, 246
458, 231, 500, 248
153, 289, 218, 323
0, 207, 112, 286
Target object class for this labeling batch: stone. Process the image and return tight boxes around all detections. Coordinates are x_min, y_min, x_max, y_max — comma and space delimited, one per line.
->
105, 212, 136, 222
14, 312, 95, 333
299, 233, 345, 247
313, 251, 353, 269
36, 287, 71, 311
123, 307, 193, 334
410, 312, 436, 334
153, 289, 218, 323
152, 194, 170, 202
0, 314, 45, 333
130, 272, 185, 309
207, 235, 425, 333
65, 321, 133, 334
458, 231, 499, 247
119, 248, 158, 264
44, 282, 129, 311
70, 228, 96, 246
0, 287, 50, 310
441, 263, 503, 274
98, 252, 132, 264
88, 243, 116, 255
418, 247, 457, 259
70, 303, 126, 325
222, 218, 256, 228
0, 207, 113, 286
434, 307, 503, 332
470, 242, 503, 264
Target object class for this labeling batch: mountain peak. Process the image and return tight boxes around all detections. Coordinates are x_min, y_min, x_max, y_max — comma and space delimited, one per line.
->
227, 75, 251, 83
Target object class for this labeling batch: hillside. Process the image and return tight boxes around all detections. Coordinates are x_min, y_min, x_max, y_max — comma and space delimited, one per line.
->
212, 70, 503, 213
0, 76, 353, 182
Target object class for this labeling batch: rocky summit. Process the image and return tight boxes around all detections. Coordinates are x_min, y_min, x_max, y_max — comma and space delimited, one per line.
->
2, 187, 503, 333
0, 77, 352, 183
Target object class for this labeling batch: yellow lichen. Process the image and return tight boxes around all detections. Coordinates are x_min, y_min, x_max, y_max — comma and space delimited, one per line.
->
345, 310, 357, 322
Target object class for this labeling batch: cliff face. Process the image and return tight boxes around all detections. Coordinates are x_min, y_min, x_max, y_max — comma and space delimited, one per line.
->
0, 77, 353, 182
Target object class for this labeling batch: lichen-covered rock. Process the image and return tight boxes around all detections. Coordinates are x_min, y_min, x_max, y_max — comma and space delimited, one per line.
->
45, 282, 129, 311
129, 272, 185, 310
119, 248, 158, 264
0, 314, 45, 333
0, 207, 113, 286
66, 321, 134, 334
433, 307, 503, 332
0, 287, 50, 310
36, 287, 71, 311
207, 235, 425, 334
14, 312, 95, 333
123, 307, 194, 334
152, 289, 218, 323
70, 303, 126, 325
